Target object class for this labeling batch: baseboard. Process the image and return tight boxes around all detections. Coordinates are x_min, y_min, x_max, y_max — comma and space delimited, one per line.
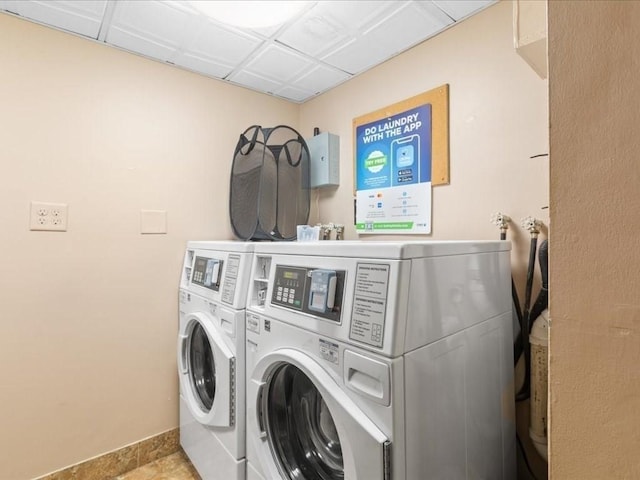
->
34, 428, 179, 480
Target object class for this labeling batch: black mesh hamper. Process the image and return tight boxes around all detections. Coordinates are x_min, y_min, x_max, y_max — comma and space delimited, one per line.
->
229, 125, 310, 241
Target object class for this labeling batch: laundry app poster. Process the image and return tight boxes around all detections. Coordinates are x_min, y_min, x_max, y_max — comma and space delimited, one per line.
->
355, 104, 432, 234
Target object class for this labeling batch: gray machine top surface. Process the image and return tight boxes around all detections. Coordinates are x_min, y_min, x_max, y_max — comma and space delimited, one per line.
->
251, 240, 510, 259
187, 240, 255, 253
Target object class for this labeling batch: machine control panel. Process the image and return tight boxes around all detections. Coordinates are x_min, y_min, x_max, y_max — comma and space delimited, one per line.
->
273, 266, 306, 309
272, 265, 345, 322
192, 256, 223, 291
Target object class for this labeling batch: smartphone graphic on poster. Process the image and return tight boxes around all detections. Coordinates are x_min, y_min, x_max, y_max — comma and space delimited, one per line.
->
391, 135, 420, 186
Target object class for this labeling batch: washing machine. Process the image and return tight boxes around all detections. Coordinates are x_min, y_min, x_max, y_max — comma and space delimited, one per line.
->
244, 241, 516, 480
178, 241, 253, 480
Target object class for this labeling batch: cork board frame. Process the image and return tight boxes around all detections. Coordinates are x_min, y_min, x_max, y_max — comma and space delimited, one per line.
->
352, 84, 450, 191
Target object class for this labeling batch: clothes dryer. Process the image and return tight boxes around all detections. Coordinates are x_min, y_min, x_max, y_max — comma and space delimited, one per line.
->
178, 241, 253, 480
244, 241, 516, 480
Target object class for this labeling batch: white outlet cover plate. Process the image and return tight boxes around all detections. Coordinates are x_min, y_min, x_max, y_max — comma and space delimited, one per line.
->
30, 201, 68, 231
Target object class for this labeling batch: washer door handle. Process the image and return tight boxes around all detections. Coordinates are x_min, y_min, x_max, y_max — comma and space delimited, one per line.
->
256, 383, 267, 438
178, 334, 189, 374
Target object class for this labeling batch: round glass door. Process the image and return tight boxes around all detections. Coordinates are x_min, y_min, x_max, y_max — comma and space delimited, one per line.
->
264, 363, 344, 480
188, 322, 216, 412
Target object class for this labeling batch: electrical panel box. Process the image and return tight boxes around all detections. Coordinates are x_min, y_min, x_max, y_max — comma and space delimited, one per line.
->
307, 132, 340, 188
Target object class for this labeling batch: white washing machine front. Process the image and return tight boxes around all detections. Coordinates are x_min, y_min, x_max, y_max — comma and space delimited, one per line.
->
244, 240, 516, 480
246, 313, 402, 480
178, 290, 246, 475
178, 241, 254, 480
178, 301, 239, 429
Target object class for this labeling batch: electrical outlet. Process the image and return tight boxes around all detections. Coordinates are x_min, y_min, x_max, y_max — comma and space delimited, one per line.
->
30, 202, 68, 231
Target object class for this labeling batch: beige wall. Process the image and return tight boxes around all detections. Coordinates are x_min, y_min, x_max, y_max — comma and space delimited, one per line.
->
300, 0, 548, 286
1, 2, 550, 478
549, 1, 640, 478
0, 14, 297, 479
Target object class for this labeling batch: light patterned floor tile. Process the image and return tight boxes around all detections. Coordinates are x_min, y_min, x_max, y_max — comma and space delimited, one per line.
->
113, 451, 200, 480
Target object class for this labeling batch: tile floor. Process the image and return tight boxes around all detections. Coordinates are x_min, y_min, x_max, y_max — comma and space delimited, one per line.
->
113, 450, 200, 480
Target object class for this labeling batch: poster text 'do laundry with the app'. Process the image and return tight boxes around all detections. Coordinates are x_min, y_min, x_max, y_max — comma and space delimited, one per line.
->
353, 85, 449, 235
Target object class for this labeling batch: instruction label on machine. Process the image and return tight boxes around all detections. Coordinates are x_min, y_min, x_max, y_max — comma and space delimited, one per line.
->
349, 263, 390, 347
221, 255, 240, 305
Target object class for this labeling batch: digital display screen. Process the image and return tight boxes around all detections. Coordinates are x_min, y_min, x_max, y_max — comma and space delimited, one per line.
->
283, 271, 299, 280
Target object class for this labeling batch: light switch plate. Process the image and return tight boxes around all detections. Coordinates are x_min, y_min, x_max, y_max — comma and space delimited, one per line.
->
140, 210, 167, 234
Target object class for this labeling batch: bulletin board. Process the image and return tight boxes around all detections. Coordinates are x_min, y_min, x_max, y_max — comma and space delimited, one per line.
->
352, 84, 449, 234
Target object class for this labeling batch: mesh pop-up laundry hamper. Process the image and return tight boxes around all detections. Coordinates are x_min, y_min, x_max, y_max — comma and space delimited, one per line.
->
229, 125, 310, 241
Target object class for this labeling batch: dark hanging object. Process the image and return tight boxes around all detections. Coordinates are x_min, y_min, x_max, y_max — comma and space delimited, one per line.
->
229, 125, 310, 241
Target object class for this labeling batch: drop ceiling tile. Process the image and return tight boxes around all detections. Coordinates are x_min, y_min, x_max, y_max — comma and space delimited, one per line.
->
108, 0, 196, 47
0, 0, 24, 12
292, 64, 351, 95
232, 1, 313, 38
364, 1, 453, 36
313, 1, 395, 31
227, 70, 283, 95
0, 0, 106, 38
274, 85, 315, 103
432, 0, 496, 21
323, 2, 453, 74
171, 53, 233, 79
183, 21, 262, 67
107, 27, 175, 61
244, 22, 284, 38
244, 44, 314, 83
320, 38, 360, 74
275, 5, 350, 58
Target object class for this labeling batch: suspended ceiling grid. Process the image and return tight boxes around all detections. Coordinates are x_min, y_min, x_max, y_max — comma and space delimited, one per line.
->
0, 0, 496, 103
